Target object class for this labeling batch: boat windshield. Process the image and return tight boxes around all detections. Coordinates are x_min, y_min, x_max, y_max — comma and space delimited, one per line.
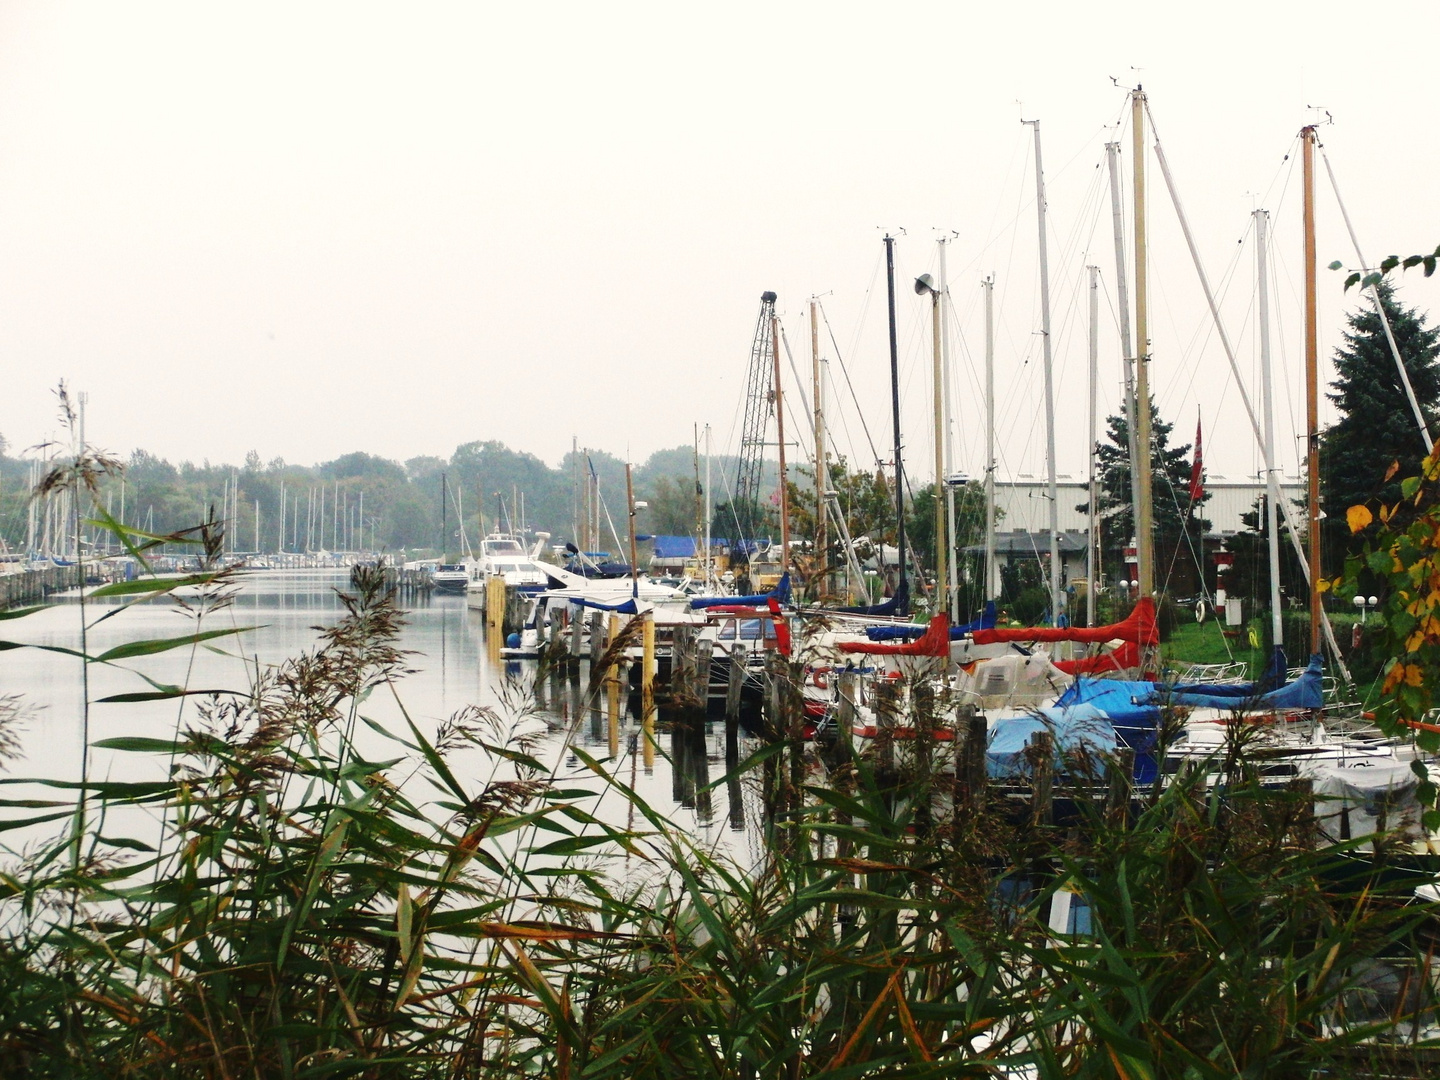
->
718, 619, 775, 642
484, 540, 525, 555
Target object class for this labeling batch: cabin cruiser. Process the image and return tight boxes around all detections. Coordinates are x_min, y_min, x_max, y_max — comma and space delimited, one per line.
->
430, 564, 470, 593
465, 532, 560, 608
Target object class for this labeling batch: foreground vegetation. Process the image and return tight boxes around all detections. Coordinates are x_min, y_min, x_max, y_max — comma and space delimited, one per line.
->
0, 430, 1436, 1077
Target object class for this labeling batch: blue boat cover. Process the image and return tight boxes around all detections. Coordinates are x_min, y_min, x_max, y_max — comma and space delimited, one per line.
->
690, 572, 791, 609
986, 711, 1118, 779
572, 596, 640, 614
652, 535, 697, 559
1160, 646, 1289, 698
1152, 652, 1323, 710
838, 575, 910, 618
864, 601, 997, 641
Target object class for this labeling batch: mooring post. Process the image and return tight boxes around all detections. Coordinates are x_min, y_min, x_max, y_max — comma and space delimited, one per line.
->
959, 707, 988, 811
568, 600, 584, 677
588, 610, 604, 668
725, 641, 747, 730
694, 636, 714, 715
641, 610, 656, 772
606, 613, 621, 758
1030, 730, 1054, 828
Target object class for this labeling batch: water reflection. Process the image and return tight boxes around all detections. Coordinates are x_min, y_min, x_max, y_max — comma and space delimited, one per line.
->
1, 569, 756, 858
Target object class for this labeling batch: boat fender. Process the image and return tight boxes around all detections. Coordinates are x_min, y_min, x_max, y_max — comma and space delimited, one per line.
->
506, 632, 521, 649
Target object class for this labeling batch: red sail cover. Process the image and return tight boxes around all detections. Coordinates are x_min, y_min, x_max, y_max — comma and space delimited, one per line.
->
971, 597, 1158, 647
1053, 639, 1141, 676
838, 614, 950, 656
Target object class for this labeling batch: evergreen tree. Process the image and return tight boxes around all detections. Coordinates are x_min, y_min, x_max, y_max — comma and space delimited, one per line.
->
1320, 282, 1440, 564
1079, 396, 1210, 591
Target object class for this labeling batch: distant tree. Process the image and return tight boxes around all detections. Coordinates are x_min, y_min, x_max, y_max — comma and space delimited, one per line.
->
1320, 282, 1440, 566
642, 475, 702, 536
1080, 396, 1210, 593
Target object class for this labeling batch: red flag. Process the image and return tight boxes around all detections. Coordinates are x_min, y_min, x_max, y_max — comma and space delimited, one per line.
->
1188, 413, 1204, 503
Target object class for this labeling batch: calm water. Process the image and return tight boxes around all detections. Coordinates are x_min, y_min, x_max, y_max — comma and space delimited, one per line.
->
1, 569, 759, 860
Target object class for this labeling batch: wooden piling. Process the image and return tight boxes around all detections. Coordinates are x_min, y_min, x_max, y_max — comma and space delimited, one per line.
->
725, 642, 747, 727
641, 611, 655, 772
1029, 730, 1054, 827
606, 613, 620, 758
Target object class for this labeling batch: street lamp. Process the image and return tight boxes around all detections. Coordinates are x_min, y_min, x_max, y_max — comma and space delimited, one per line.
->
1352, 594, 1378, 649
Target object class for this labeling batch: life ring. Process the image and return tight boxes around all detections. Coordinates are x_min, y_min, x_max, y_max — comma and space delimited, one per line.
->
811, 669, 829, 691
1195, 600, 1206, 624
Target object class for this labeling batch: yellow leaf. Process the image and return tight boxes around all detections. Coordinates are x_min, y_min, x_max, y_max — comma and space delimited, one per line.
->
1347, 504, 1373, 534
1385, 460, 1401, 483
1405, 664, 1425, 688
1316, 577, 1331, 594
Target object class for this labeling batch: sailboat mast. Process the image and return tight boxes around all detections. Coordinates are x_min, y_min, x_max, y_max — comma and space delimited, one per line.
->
626, 463, 640, 598
884, 235, 907, 602
810, 298, 826, 592
770, 308, 790, 574
1303, 125, 1322, 656
983, 276, 997, 601
1255, 209, 1285, 650
1106, 141, 1144, 546
927, 275, 946, 614
1087, 264, 1100, 627
1027, 119, 1062, 625
1132, 88, 1156, 601
940, 239, 959, 620
704, 424, 712, 585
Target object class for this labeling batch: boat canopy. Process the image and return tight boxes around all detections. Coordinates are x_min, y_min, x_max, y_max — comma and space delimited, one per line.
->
1152, 653, 1322, 711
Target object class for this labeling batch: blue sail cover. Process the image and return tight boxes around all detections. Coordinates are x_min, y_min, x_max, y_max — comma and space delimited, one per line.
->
864, 601, 997, 641
572, 596, 640, 614
838, 575, 910, 618
1152, 653, 1323, 710
1161, 646, 1289, 699
690, 572, 792, 610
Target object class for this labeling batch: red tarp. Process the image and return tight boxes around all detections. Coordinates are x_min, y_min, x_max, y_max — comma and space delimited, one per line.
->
1052, 639, 1141, 676
971, 597, 1157, 647
838, 614, 950, 656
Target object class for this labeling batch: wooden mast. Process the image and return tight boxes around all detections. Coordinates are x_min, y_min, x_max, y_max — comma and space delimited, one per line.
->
770, 309, 790, 575
1303, 125, 1322, 656
1132, 87, 1155, 602
884, 235, 908, 607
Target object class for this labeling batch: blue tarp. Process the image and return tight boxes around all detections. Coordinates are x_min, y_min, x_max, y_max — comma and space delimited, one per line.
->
864, 601, 997, 641
690, 572, 791, 610
1153, 653, 1323, 710
986, 711, 1118, 779
652, 535, 697, 560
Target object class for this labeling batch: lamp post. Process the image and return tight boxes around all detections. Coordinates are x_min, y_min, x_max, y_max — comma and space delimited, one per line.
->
1352, 594, 1378, 649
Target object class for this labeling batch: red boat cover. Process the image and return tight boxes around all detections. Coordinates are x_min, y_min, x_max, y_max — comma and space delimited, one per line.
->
837, 614, 950, 656
971, 597, 1157, 647
1052, 639, 1141, 675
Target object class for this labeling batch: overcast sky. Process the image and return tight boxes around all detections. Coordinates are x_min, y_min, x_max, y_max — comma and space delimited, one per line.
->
0, 1, 1436, 491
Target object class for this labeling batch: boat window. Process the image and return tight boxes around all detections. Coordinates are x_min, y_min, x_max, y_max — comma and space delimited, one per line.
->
486, 541, 524, 555
718, 621, 736, 640
1066, 894, 1093, 936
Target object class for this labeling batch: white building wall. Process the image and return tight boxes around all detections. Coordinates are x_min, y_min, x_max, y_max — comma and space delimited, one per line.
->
992, 476, 1305, 537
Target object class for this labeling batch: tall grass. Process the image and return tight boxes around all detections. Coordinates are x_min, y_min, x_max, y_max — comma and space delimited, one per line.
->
0, 509, 1436, 1076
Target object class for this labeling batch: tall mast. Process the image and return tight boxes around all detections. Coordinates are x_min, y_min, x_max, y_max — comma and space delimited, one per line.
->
770, 308, 790, 574
1087, 264, 1100, 627
1303, 125, 1322, 656
884, 235, 908, 605
940, 239, 959, 620
626, 463, 641, 598
983, 276, 997, 601
1255, 209, 1285, 650
1026, 119, 1062, 625
1132, 88, 1155, 600
1106, 141, 1144, 546
704, 424, 712, 585
440, 473, 447, 557
918, 271, 945, 614
810, 298, 826, 593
